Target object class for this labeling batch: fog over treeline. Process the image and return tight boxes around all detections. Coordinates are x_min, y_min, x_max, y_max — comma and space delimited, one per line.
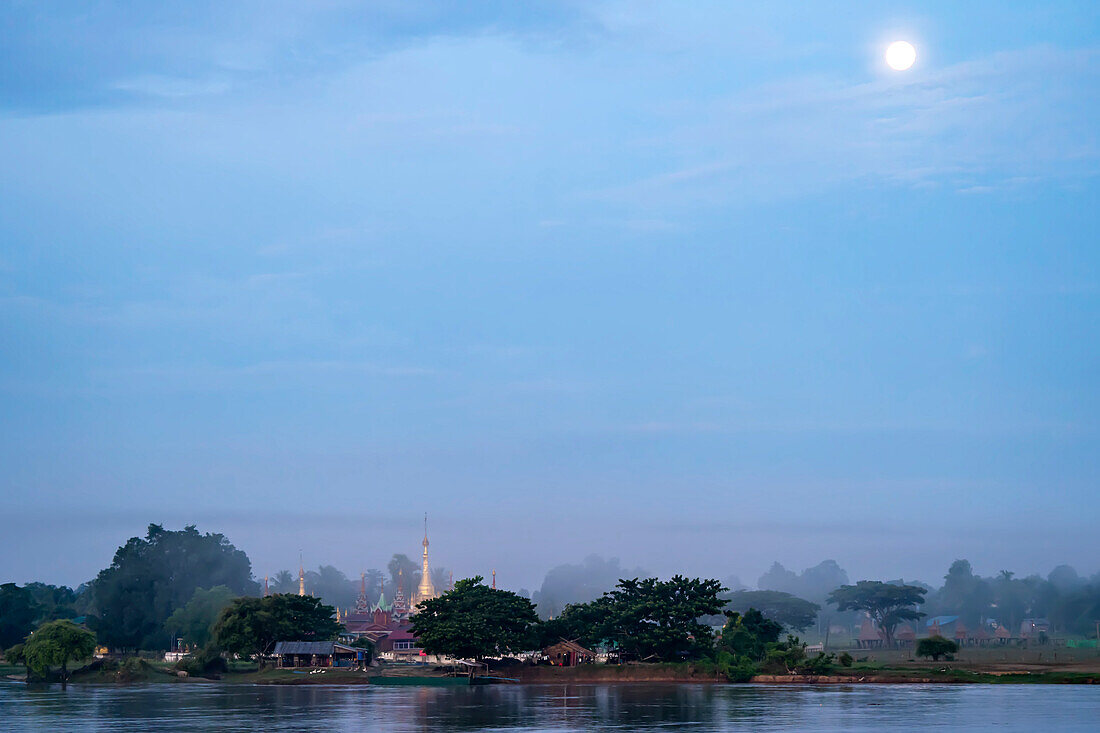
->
7, 521, 1100, 651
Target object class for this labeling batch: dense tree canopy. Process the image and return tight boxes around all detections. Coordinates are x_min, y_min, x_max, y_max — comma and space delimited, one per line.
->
724, 590, 820, 632
586, 576, 727, 661
719, 608, 783, 660
21, 620, 96, 681
536, 597, 615, 650
411, 577, 539, 660
165, 586, 236, 649
92, 524, 259, 650
213, 594, 341, 659
388, 554, 421, 599
828, 581, 927, 646
917, 635, 958, 661
0, 583, 40, 649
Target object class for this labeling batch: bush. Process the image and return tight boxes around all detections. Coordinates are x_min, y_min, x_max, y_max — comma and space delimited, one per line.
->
699, 649, 757, 682
175, 646, 228, 677
917, 636, 959, 662
760, 636, 835, 675
838, 652, 853, 667
4, 643, 26, 666
801, 652, 836, 675
726, 655, 757, 682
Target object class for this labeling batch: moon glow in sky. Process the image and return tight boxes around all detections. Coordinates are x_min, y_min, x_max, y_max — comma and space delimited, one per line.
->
885, 40, 917, 70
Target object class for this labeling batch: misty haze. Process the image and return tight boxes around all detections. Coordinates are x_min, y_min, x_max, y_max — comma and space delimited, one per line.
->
2, 1, 1099, 730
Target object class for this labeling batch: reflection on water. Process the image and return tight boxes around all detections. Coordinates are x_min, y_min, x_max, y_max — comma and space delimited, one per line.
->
2, 682, 1098, 732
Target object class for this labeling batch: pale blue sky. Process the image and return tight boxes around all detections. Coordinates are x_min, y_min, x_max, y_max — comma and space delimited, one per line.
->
1, 1, 1098, 590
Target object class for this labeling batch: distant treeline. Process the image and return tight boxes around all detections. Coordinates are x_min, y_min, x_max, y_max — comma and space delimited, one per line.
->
2, 523, 1100, 653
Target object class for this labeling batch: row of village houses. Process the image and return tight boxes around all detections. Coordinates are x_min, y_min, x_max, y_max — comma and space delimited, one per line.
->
853, 616, 1054, 649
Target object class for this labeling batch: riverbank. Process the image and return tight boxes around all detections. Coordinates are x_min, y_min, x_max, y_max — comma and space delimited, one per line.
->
514, 662, 1100, 685
7, 655, 1099, 686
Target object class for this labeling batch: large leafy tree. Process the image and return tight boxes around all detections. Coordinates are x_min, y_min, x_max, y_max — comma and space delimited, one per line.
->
165, 586, 236, 649
92, 524, 259, 650
23, 584, 81, 623
935, 559, 992, 624
21, 620, 96, 681
213, 594, 341, 659
719, 608, 783, 660
411, 577, 538, 660
537, 596, 615, 650
724, 590, 820, 632
598, 576, 727, 661
828, 581, 927, 646
0, 583, 41, 649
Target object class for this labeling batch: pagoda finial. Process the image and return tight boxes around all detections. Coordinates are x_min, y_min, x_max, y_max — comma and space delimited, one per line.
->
492, 569, 496, 590
298, 552, 306, 596
414, 513, 438, 605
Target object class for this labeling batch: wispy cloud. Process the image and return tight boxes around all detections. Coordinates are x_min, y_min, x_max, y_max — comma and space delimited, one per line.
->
594, 46, 1100, 207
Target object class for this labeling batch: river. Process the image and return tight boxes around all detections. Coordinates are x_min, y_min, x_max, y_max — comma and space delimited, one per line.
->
2, 682, 1098, 731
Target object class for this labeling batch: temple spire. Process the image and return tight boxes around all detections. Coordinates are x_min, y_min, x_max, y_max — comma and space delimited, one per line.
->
298, 552, 306, 596
414, 513, 438, 606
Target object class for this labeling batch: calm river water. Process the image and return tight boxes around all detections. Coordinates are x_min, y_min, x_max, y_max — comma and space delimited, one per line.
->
2, 682, 1098, 731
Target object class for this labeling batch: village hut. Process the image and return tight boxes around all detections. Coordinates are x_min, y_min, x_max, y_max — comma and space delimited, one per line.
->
543, 639, 596, 667
272, 641, 361, 668
857, 619, 883, 649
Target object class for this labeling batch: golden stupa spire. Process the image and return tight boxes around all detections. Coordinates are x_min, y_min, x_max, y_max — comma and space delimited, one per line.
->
492, 569, 496, 590
298, 552, 306, 596
414, 513, 438, 605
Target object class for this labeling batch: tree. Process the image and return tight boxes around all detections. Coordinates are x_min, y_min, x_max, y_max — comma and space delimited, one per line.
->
597, 576, 727, 661
23, 583, 80, 623
411, 577, 538, 660
92, 524, 259, 650
303, 566, 357, 610
1048, 565, 1083, 593
936, 559, 992, 625
757, 562, 800, 595
536, 596, 615, 650
363, 569, 385, 605
533, 555, 647, 619
22, 620, 96, 681
917, 636, 958, 661
269, 570, 296, 594
4, 642, 27, 667
797, 561, 850, 603
720, 608, 783, 661
349, 636, 374, 664
0, 583, 40, 649
763, 635, 835, 675
213, 594, 341, 659
165, 586, 236, 649
724, 590, 820, 631
388, 554, 420, 599
828, 581, 927, 647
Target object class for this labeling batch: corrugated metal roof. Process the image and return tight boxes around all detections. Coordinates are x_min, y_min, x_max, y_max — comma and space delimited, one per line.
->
273, 641, 335, 655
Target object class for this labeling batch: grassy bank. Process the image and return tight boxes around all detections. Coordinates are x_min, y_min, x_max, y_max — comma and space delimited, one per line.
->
8, 651, 1097, 686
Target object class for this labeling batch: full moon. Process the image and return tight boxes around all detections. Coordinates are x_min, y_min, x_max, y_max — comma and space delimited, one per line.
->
885, 41, 916, 70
